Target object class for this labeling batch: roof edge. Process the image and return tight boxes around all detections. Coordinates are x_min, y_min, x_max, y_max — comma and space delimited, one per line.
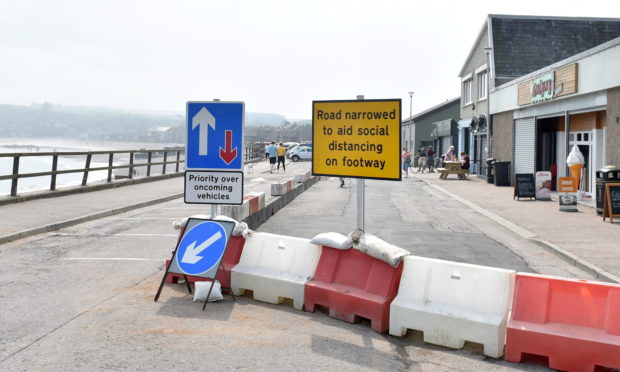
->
404, 97, 460, 122
458, 16, 490, 77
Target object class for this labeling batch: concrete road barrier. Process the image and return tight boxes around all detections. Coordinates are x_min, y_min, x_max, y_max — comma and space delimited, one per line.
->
244, 191, 265, 216
271, 178, 294, 196
231, 232, 321, 310
389, 256, 515, 358
305, 245, 403, 333
295, 171, 311, 184
505, 273, 620, 371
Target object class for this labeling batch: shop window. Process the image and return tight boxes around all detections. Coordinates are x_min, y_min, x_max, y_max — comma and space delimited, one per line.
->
478, 70, 487, 100
463, 79, 472, 105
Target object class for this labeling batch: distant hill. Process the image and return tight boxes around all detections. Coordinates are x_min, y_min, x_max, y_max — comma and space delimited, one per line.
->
0, 103, 301, 142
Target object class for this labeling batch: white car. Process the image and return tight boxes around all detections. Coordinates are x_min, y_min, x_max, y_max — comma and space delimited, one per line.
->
288, 146, 312, 161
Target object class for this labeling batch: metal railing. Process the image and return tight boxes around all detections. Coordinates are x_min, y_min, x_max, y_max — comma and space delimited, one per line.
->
0, 148, 185, 197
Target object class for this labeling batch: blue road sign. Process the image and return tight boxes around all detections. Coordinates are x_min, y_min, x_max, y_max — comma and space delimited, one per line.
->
186, 101, 244, 170
175, 221, 229, 276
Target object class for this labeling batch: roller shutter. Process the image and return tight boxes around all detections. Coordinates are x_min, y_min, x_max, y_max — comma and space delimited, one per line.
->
514, 117, 536, 174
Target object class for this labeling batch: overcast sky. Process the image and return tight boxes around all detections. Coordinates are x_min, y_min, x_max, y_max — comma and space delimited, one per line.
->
1, 0, 619, 120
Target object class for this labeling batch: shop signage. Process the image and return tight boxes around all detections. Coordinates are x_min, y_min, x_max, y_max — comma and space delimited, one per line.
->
603, 183, 620, 223
518, 63, 578, 106
514, 173, 536, 200
531, 72, 555, 104
535, 171, 552, 200
312, 99, 402, 181
558, 177, 578, 212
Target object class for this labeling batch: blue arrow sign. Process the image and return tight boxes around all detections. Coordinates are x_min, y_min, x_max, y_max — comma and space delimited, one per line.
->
175, 221, 229, 276
186, 102, 244, 170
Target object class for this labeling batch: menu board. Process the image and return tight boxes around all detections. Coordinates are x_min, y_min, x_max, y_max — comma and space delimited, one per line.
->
514, 173, 536, 200
603, 183, 620, 222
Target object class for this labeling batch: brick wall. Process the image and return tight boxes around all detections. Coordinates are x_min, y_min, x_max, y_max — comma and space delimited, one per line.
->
607, 88, 620, 166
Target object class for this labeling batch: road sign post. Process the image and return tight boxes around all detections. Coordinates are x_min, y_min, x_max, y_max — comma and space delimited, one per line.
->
312, 97, 402, 232
185, 101, 245, 206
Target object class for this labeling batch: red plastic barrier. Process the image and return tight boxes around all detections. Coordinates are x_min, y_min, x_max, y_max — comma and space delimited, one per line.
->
304, 246, 403, 333
505, 273, 620, 372
243, 194, 259, 216
165, 236, 246, 290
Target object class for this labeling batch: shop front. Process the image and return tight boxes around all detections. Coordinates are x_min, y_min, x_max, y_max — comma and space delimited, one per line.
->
431, 119, 458, 162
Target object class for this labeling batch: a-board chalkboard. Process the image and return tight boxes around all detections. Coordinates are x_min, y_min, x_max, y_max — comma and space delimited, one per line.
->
514, 173, 536, 200
603, 183, 620, 223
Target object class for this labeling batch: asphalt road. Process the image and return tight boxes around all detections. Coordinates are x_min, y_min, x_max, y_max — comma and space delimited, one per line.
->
0, 171, 592, 371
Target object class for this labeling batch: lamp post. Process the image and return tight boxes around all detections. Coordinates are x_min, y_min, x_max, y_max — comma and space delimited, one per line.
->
408, 91, 414, 150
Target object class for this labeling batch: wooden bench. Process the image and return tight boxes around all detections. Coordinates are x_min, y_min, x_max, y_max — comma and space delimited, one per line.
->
438, 161, 469, 180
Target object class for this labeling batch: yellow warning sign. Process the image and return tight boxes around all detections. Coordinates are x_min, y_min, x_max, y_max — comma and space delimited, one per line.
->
312, 99, 401, 180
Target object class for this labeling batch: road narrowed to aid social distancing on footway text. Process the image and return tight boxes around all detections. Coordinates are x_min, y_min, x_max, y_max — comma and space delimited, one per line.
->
312, 99, 401, 180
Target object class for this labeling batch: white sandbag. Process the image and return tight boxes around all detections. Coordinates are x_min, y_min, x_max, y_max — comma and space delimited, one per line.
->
173, 215, 252, 238
355, 233, 410, 268
310, 232, 353, 250
193, 281, 224, 302
348, 228, 364, 243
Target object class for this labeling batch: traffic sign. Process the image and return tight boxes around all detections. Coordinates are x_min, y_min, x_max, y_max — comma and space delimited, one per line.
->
312, 99, 401, 180
168, 219, 235, 277
186, 101, 244, 170
185, 170, 244, 205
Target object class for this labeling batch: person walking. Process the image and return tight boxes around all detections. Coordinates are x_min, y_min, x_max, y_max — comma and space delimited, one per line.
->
264, 143, 270, 160
426, 146, 435, 173
268, 142, 277, 173
402, 147, 412, 178
276, 142, 286, 172
417, 145, 427, 173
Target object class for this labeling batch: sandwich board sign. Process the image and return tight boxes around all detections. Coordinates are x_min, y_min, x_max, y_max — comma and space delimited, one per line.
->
154, 218, 236, 309
185, 101, 244, 204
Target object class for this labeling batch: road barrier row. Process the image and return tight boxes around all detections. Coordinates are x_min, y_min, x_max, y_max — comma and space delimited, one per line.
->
165, 198, 620, 371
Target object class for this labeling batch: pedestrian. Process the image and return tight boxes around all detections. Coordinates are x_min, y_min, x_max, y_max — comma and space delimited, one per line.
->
402, 147, 412, 178
276, 142, 286, 172
264, 143, 270, 160
426, 146, 435, 173
268, 142, 277, 173
459, 152, 470, 180
339, 177, 345, 187
417, 145, 427, 173
444, 145, 456, 161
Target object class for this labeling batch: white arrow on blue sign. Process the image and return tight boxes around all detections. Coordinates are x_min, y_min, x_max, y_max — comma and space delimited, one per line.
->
175, 221, 229, 276
186, 101, 244, 170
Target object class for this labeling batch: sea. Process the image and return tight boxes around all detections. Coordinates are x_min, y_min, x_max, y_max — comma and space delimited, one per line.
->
0, 138, 182, 196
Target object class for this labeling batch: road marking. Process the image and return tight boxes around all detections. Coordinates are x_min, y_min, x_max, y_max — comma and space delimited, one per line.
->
103, 217, 181, 220
63, 257, 165, 261
56, 233, 178, 237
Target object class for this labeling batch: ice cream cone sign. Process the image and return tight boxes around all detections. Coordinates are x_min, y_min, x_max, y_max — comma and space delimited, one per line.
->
566, 145, 585, 189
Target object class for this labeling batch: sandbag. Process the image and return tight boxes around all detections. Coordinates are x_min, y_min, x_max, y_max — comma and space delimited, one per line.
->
310, 232, 353, 250
193, 280, 224, 302
355, 233, 410, 268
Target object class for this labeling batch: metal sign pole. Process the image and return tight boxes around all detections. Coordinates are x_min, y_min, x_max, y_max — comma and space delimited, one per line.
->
356, 95, 365, 232
211, 205, 217, 218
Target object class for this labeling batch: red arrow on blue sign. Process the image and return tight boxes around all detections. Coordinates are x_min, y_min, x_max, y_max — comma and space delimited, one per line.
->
219, 130, 238, 165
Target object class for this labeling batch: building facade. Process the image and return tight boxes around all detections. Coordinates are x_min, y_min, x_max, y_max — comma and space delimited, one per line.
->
458, 14, 620, 178
491, 37, 620, 200
402, 98, 460, 155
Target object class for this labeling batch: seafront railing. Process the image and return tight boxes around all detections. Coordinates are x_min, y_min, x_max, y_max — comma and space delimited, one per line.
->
0, 148, 186, 197
0, 144, 267, 197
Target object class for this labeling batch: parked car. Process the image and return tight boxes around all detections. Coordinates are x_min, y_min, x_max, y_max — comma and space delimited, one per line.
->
288, 146, 312, 161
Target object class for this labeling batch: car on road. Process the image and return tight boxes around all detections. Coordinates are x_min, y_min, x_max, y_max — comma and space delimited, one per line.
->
288, 145, 312, 161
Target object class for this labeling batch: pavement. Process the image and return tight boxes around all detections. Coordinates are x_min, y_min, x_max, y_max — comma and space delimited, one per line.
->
411, 170, 620, 283
1, 158, 618, 284
0, 159, 311, 244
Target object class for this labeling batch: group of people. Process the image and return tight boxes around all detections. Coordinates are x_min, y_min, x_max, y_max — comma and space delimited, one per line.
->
402, 145, 470, 178
264, 142, 287, 173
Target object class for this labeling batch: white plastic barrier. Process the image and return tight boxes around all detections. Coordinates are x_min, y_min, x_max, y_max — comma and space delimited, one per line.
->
389, 256, 515, 358
231, 232, 321, 310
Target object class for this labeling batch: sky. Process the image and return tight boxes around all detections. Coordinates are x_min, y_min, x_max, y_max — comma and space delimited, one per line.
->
1, 0, 619, 120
